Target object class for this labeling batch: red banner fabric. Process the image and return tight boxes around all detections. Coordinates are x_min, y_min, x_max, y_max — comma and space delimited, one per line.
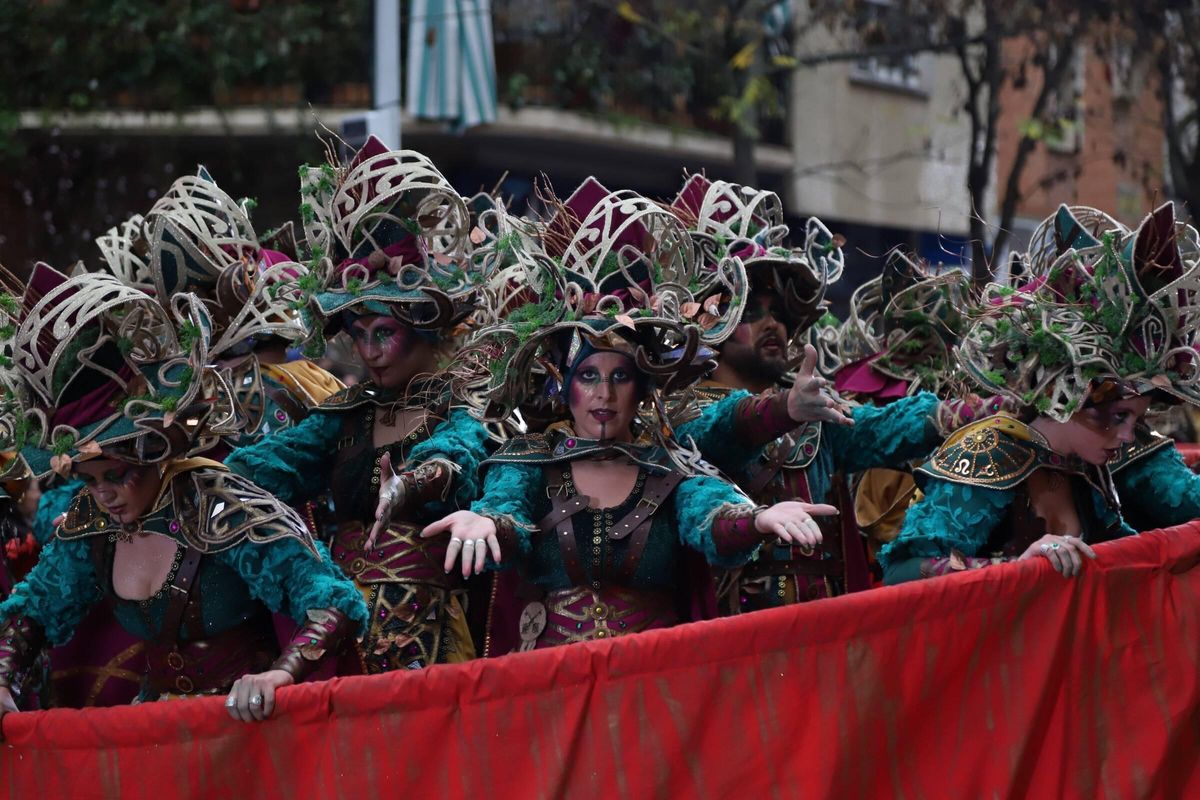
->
4, 523, 1200, 799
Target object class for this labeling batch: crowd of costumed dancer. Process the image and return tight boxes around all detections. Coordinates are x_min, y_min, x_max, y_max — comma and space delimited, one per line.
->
1, 136, 1199, 726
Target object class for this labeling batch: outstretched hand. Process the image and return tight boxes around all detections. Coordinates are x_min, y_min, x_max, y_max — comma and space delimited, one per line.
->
368, 451, 406, 551
754, 500, 839, 548
787, 344, 853, 427
421, 510, 501, 578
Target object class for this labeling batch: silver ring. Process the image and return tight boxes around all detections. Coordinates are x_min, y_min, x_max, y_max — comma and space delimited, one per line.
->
249, 695, 263, 706
462, 539, 476, 548
1040, 543, 1051, 553
1051, 542, 1062, 550
449, 537, 463, 545
225, 696, 237, 707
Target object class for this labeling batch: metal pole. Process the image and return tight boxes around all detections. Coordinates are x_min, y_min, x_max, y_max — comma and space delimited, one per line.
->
374, 0, 402, 148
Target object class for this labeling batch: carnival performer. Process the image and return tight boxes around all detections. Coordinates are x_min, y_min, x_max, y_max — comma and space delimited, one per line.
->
832, 249, 1005, 565
0, 265, 367, 728
225, 137, 490, 671
423, 180, 839, 653
1011, 202, 1200, 533
879, 203, 1200, 583
0, 454, 37, 597
28, 166, 348, 710
96, 165, 346, 454
667, 175, 994, 611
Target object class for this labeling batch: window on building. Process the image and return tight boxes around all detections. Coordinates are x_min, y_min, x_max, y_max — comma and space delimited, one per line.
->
1042, 45, 1085, 154
849, 0, 925, 93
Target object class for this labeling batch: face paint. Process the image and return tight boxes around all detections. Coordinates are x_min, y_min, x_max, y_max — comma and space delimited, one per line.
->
1055, 395, 1151, 466
73, 458, 160, 525
349, 316, 417, 389
567, 352, 640, 442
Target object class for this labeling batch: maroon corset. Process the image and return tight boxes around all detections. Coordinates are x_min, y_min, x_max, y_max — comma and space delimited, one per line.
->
517, 586, 679, 651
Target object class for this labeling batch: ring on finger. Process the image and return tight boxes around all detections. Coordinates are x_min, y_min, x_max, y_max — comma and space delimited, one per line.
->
249, 695, 263, 706
462, 539, 475, 548
1051, 542, 1062, 550
225, 696, 237, 707
1039, 543, 1051, 553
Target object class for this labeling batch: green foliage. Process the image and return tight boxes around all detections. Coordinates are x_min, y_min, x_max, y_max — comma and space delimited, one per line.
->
178, 320, 203, 349
0, 1, 370, 114
52, 434, 75, 456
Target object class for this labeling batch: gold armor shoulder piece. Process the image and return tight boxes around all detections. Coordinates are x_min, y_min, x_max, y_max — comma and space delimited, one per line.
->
916, 414, 1054, 490
171, 467, 319, 555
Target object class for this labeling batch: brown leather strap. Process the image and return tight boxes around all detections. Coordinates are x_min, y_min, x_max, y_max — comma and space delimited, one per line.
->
538, 465, 591, 585
743, 435, 791, 495
155, 546, 203, 647
613, 470, 684, 584
265, 384, 309, 423
333, 406, 369, 472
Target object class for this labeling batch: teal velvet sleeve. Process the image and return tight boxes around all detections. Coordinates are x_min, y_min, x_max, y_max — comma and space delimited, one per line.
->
1116, 446, 1200, 530
826, 392, 941, 475
675, 390, 762, 474
213, 538, 369, 635
877, 477, 1014, 571
33, 479, 82, 546
0, 535, 102, 645
673, 472, 759, 568
408, 408, 491, 512
224, 410, 342, 506
470, 461, 541, 563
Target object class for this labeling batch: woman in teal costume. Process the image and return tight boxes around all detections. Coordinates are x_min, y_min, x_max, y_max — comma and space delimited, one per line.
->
881, 202, 1200, 583
422, 179, 837, 651
33, 165, 347, 711
0, 266, 366, 729
226, 137, 490, 671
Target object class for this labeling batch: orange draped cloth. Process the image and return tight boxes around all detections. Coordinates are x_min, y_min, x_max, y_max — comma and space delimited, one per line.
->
4, 522, 1200, 798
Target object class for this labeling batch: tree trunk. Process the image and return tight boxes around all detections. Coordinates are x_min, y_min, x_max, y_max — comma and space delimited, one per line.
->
733, 129, 757, 185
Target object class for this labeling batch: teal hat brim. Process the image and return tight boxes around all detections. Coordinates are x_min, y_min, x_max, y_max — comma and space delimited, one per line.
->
20, 361, 201, 479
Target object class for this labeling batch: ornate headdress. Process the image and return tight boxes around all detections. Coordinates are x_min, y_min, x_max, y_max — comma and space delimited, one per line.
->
295, 136, 477, 353
1014, 204, 1128, 281
466, 177, 748, 425
958, 202, 1200, 421
96, 166, 312, 359
669, 173, 844, 336
0, 264, 233, 478
835, 248, 969, 399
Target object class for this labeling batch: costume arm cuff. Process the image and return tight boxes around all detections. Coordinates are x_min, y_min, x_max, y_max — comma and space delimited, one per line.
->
271, 608, 355, 682
400, 458, 458, 507
0, 615, 45, 690
734, 390, 797, 448
478, 513, 531, 563
710, 503, 773, 557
